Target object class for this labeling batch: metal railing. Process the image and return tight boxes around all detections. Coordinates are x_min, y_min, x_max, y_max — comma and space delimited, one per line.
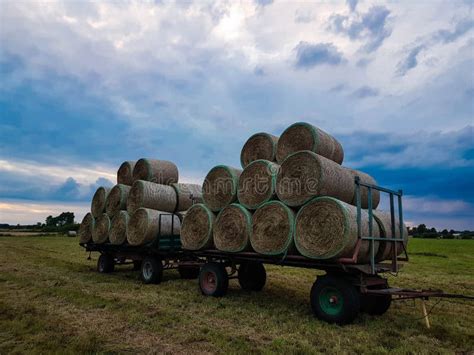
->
338, 176, 409, 274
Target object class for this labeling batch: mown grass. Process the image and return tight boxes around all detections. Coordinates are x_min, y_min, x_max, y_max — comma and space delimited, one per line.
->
0, 236, 473, 354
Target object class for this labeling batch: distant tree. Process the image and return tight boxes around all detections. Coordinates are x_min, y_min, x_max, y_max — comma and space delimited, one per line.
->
449, 229, 456, 235
46, 215, 55, 227
44, 212, 75, 227
57, 212, 74, 226
417, 224, 427, 234
441, 229, 449, 236
430, 227, 437, 234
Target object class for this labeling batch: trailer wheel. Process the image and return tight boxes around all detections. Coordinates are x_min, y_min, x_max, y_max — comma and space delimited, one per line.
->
97, 254, 115, 273
199, 262, 228, 297
141, 257, 163, 284
178, 266, 200, 279
238, 262, 266, 291
360, 293, 392, 315
310, 275, 360, 325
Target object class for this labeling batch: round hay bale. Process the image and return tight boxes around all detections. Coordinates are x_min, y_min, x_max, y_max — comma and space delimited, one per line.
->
202, 165, 242, 212
275, 151, 354, 207
237, 160, 279, 210
109, 211, 129, 245
294, 197, 379, 262
213, 204, 252, 252
117, 160, 136, 186
373, 211, 408, 261
276, 122, 344, 164
345, 168, 380, 209
127, 208, 181, 246
251, 201, 295, 255
92, 213, 110, 244
127, 180, 177, 214
132, 158, 178, 185
78, 213, 94, 243
105, 184, 131, 216
172, 183, 203, 212
180, 204, 215, 250
91, 186, 111, 218
240, 132, 279, 168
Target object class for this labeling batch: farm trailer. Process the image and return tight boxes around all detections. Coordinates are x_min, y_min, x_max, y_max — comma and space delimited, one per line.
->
80, 178, 473, 325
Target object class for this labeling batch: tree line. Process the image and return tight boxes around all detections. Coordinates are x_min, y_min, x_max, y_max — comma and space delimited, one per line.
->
0, 212, 79, 232
408, 224, 473, 239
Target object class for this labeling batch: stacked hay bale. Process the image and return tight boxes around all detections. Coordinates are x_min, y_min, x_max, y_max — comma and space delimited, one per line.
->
79, 158, 202, 248
181, 121, 407, 264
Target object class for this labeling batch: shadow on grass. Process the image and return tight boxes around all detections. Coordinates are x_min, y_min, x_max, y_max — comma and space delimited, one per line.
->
410, 252, 448, 258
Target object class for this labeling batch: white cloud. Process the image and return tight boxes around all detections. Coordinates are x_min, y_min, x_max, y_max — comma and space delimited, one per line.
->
1, 0, 472, 137
0, 159, 116, 185
0, 200, 90, 225
403, 196, 472, 214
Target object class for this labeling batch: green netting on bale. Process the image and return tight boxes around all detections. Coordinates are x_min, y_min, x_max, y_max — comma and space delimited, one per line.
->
180, 203, 215, 250
132, 158, 179, 185
202, 165, 242, 212
294, 196, 379, 262
276, 122, 344, 164
237, 159, 279, 210
251, 200, 295, 255
213, 203, 252, 252
240, 132, 279, 168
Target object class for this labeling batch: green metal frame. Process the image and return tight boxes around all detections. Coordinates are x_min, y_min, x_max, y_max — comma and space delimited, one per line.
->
354, 176, 408, 274
147, 213, 181, 251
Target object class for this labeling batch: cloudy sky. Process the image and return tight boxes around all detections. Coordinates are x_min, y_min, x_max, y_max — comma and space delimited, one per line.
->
0, 0, 473, 229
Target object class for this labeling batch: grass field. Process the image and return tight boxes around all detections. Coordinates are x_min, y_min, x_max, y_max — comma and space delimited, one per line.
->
0, 236, 473, 354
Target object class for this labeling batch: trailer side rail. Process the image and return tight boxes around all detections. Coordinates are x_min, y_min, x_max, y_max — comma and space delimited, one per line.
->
338, 176, 409, 274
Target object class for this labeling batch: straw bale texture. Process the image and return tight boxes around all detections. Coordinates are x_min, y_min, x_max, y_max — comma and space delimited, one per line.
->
276, 151, 379, 208
251, 201, 295, 255
237, 160, 279, 210
117, 161, 136, 186
105, 184, 131, 216
202, 165, 242, 212
213, 204, 252, 252
276, 151, 353, 207
92, 213, 110, 244
172, 183, 203, 212
373, 211, 408, 261
91, 187, 111, 218
127, 208, 181, 246
127, 180, 177, 214
109, 210, 129, 245
240, 132, 279, 168
345, 168, 380, 209
132, 158, 179, 185
78, 213, 94, 243
276, 122, 344, 164
295, 197, 380, 262
180, 204, 215, 250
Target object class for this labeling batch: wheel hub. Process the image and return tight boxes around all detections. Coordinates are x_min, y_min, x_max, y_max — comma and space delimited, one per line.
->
143, 261, 153, 279
202, 271, 217, 292
320, 286, 344, 316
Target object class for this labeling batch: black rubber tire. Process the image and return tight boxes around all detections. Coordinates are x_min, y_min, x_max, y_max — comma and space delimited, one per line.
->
238, 262, 266, 291
97, 254, 115, 273
133, 260, 141, 271
360, 293, 392, 315
199, 262, 229, 297
141, 257, 163, 284
178, 266, 200, 279
310, 275, 361, 325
